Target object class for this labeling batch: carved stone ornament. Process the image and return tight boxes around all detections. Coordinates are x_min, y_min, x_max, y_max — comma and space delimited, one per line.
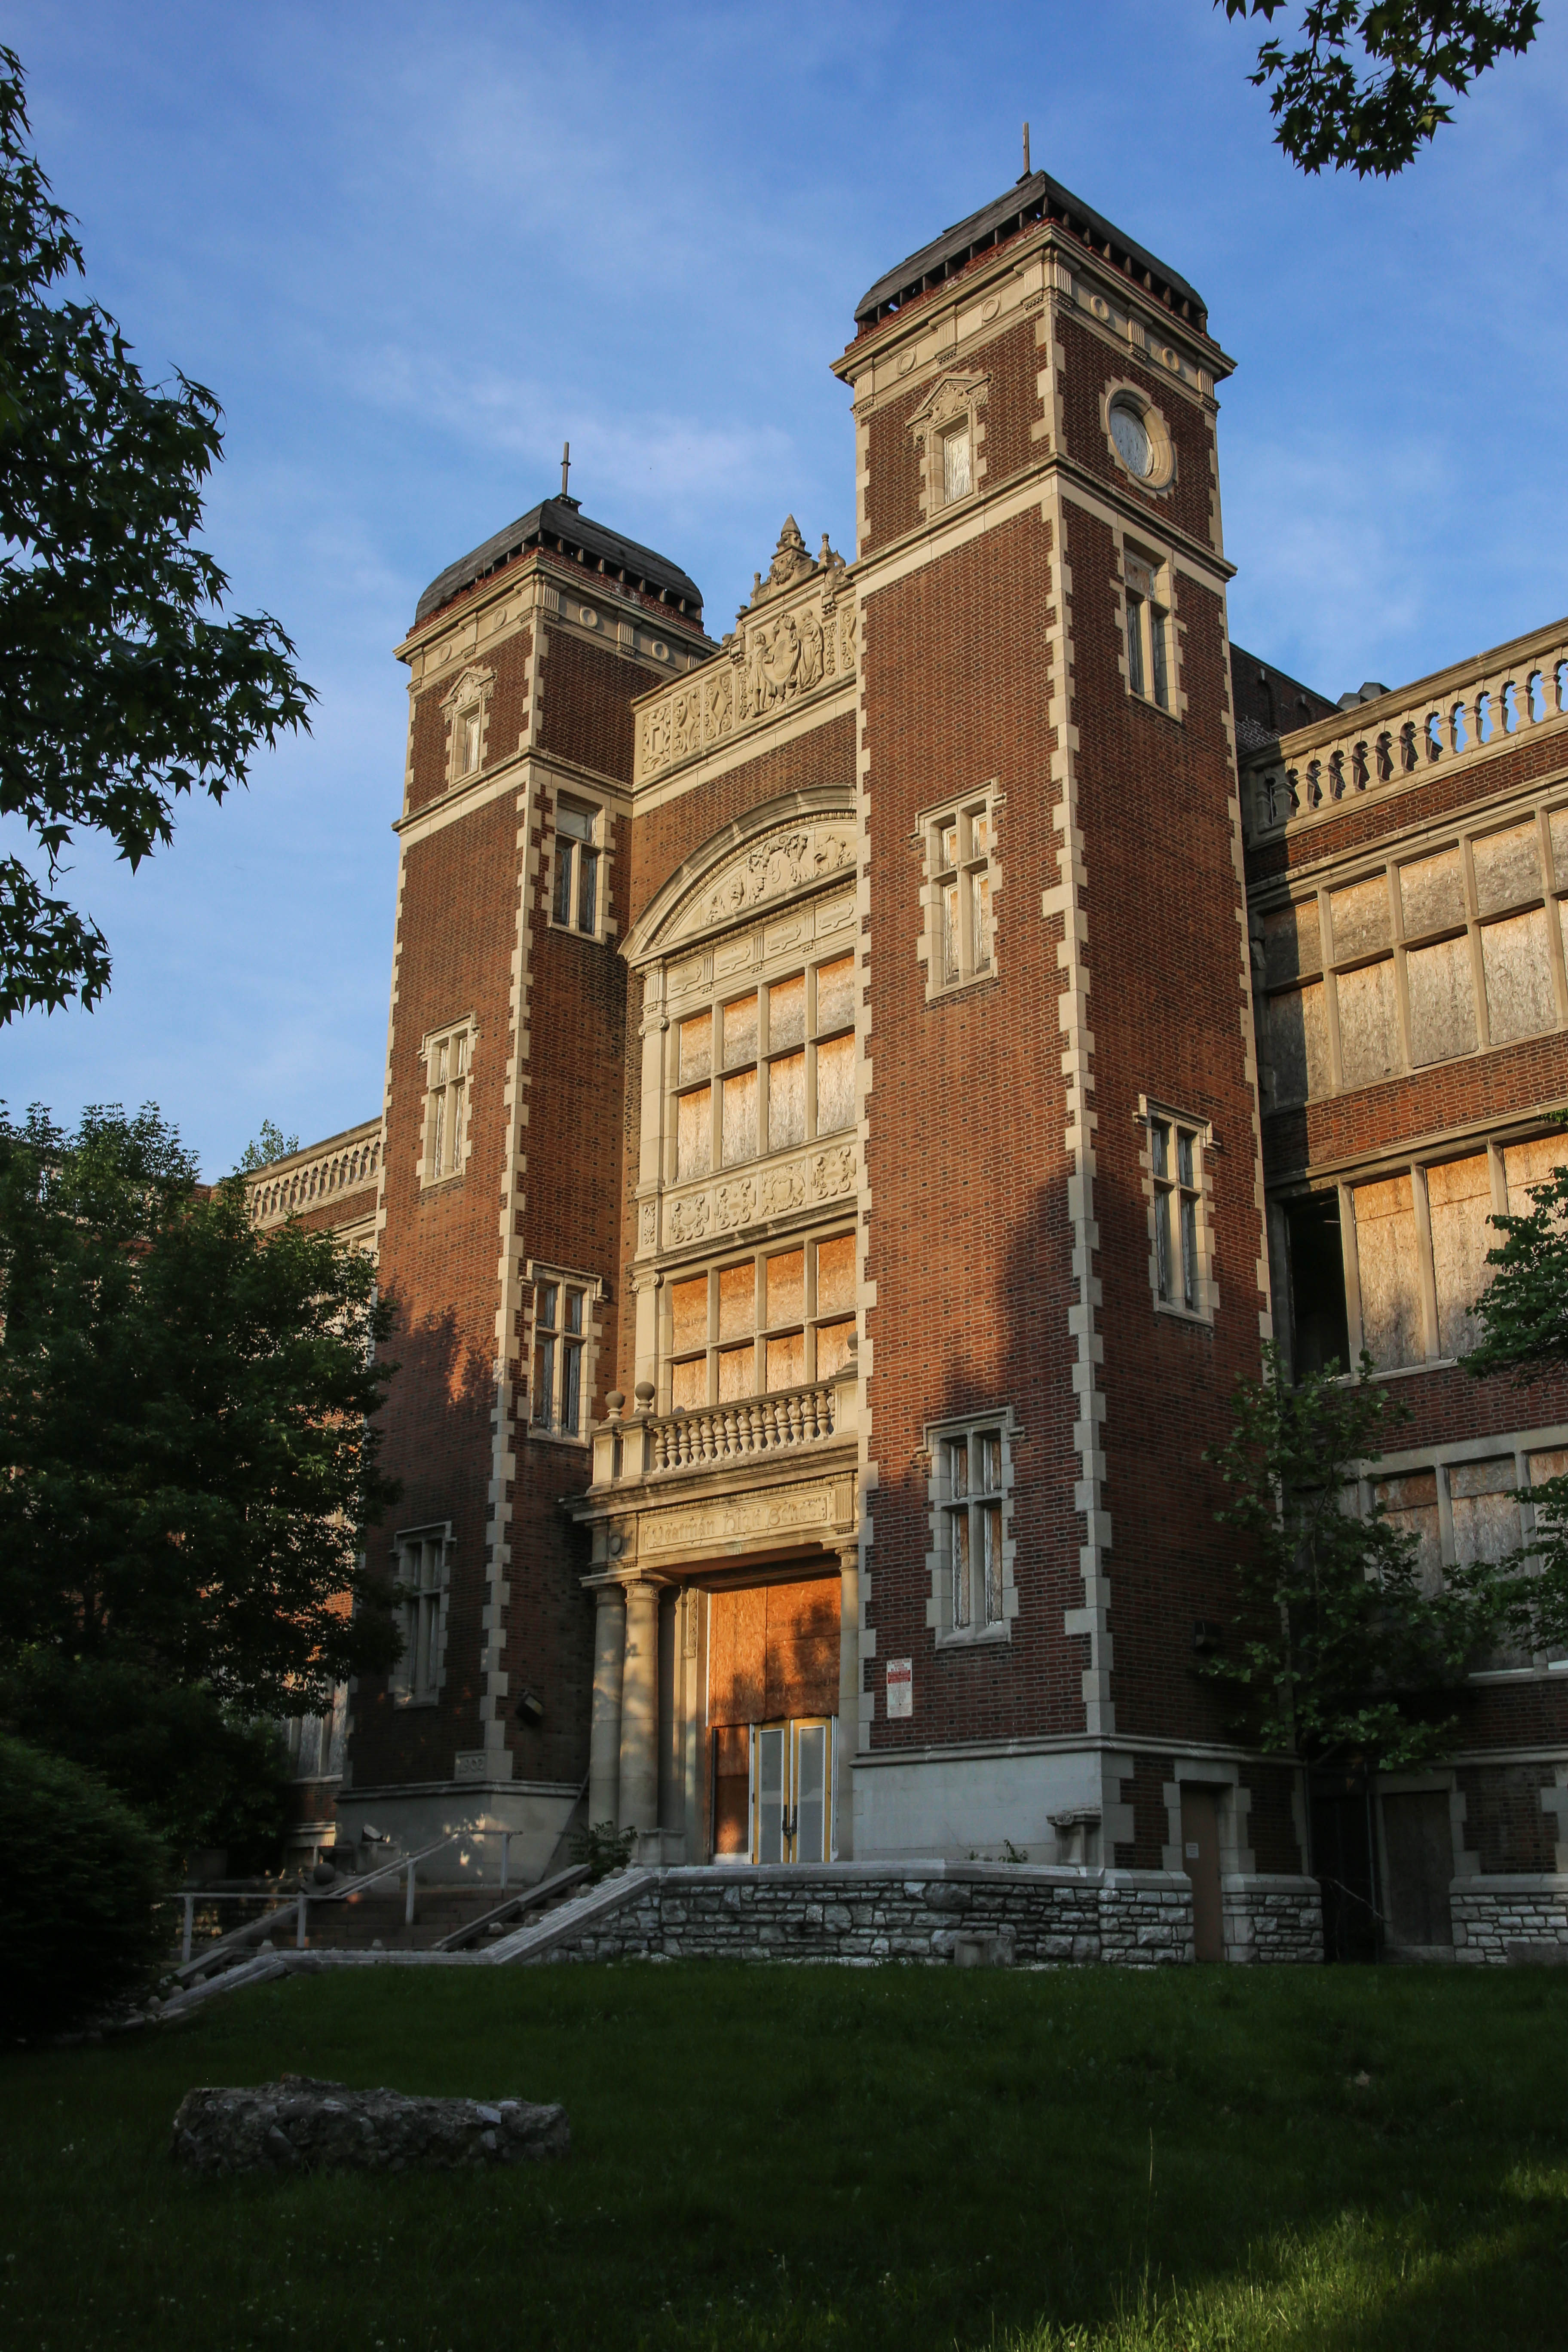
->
667, 821, 855, 947
646, 1140, 856, 1262
640, 1485, 833, 1555
440, 662, 493, 712
906, 369, 991, 450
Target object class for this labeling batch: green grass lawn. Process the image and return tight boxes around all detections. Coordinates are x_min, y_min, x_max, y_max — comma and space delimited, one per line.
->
1, 1963, 1565, 2352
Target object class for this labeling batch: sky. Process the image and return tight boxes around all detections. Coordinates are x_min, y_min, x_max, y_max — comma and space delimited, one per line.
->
3, 0, 1565, 1176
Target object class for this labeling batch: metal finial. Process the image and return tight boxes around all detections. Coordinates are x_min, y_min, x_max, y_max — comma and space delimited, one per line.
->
560, 440, 571, 498
1022, 122, 1031, 178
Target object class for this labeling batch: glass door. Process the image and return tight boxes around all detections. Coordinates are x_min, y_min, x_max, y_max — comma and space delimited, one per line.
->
747, 1719, 833, 1862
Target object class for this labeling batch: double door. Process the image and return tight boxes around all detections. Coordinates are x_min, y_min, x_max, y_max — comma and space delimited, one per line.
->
724, 1718, 833, 1864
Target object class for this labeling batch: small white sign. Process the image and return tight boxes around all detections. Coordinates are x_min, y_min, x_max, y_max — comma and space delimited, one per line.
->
885, 1658, 913, 1720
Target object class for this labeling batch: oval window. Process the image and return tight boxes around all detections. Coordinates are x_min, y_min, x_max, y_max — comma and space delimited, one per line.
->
1109, 399, 1152, 479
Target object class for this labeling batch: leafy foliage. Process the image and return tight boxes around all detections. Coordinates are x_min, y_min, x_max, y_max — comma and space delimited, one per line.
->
0, 49, 312, 1020
1219, 3, 1540, 175
0, 1105, 401, 1830
570, 1819, 637, 1882
1461, 1145, 1568, 1659
1206, 1343, 1494, 1769
0, 1732, 169, 2034
235, 1118, 300, 1174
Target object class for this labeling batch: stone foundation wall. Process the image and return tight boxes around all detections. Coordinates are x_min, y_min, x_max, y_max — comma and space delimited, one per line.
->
1223, 1876, 1324, 1965
502, 1862, 1324, 1968
1452, 1874, 1568, 1964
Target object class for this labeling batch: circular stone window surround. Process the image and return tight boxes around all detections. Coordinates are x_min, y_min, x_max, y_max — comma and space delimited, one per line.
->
1100, 381, 1176, 496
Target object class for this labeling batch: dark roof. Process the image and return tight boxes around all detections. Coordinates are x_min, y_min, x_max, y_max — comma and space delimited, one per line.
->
413, 496, 704, 628
1230, 642, 1338, 757
854, 169, 1206, 334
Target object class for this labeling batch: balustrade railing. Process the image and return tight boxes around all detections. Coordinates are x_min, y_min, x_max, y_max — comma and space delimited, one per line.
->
247, 1120, 383, 1229
1247, 619, 1568, 839
593, 1372, 854, 1486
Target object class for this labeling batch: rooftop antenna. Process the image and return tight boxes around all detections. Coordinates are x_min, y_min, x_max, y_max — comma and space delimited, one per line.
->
560, 439, 571, 498
1021, 121, 1031, 178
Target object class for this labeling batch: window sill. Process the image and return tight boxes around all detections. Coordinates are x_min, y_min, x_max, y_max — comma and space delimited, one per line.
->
418, 1173, 466, 1198
1127, 690, 1182, 726
392, 1694, 441, 1710
1153, 1300, 1213, 1329
925, 971, 1001, 1008
546, 916, 608, 943
527, 1424, 591, 1448
935, 1621, 1011, 1652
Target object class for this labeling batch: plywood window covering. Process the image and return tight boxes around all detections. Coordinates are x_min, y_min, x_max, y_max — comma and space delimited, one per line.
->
1123, 548, 1170, 712
552, 799, 601, 936
391, 1525, 448, 1704
667, 1231, 855, 1410
1258, 797, 1568, 1109
706, 1577, 841, 1727
924, 793, 996, 997
421, 1020, 473, 1187
670, 950, 856, 1181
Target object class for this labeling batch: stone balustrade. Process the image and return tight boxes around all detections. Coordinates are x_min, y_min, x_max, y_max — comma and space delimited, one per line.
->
592, 1371, 854, 1488
247, 1122, 383, 1230
1246, 618, 1568, 841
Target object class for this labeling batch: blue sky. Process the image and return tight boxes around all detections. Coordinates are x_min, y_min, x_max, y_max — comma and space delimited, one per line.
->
3, 1, 1565, 1174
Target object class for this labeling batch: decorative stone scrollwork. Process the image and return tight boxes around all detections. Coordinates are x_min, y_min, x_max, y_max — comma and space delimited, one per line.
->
670, 822, 854, 945
810, 1144, 857, 1201
714, 1178, 756, 1231
760, 1163, 806, 1216
638, 1200, 658, 1249
668, 1193, 709, 1244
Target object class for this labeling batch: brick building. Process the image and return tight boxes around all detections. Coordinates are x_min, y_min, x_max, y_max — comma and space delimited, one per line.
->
254, 168, 1567, 1962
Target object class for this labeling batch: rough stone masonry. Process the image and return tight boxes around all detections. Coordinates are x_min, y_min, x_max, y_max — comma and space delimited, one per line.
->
170, 2076, 569, 2175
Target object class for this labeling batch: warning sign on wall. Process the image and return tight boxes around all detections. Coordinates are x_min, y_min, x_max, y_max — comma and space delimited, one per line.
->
885, 1658, 913, 1719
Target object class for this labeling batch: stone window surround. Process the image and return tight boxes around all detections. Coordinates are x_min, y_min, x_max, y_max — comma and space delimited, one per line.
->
544, 785, 615, 945
389, 1520, 452, 1708
523, 1260, 608, 1448
1136, 1095, 1217, 1326
906, 368, 991, 526
1271, 1124, 1564, 1383
1255, 796, 1568, 1111
441, 663, 495, 789
1114, 530, 1182, 722
1099, 377, 1177, 496
913, 782, 1004, 1005
923, 1405, 1021, 1650
662, 1228, 857, 1415
416, 1014, 477, 1191
665, 947, 857, 1188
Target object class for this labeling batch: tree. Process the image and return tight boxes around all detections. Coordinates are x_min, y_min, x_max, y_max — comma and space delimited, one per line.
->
0, 49, 312, 1023
1, 1733, 170, 2035
1462, 1148, 1568, 1660
236, 1118, 300, 1173
1206, 1343, 1495, 1770
1219, 3, 1541, 176
0, 1103, 400, 1853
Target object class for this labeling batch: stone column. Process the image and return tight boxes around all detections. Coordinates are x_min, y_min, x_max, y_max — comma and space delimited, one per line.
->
588, 1581, 627, 1831
835, 1541, 861, 1861
619, 1577, 663, 1844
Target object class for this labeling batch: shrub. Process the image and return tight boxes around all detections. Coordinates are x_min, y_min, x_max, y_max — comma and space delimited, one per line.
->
570, 1819, 637, 1883
0, 1734, 170, 2036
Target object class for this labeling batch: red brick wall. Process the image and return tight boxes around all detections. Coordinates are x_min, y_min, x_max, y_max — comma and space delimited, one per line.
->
538, 630, 648, 781
405, 626, 533, 818
861, 318, 1044, 561
1054, 312, 1216, 551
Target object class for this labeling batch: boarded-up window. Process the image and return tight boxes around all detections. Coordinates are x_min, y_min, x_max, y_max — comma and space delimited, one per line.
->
711, 1722, 750, 1857
769, 974, 805, 1052
1373, 1469, 1442, 1597
1407, 935, 1477, 1066
815, 1032, 854, 1134
1426, 1154, 1495, 1357
1399, 846, 1466, 939
677, 1084, 710, 1180
721, 1068, 757, 1164
768, 1050, 805, 1149
1269, 982, 1330, 1103
1549, 806, 1568, 888
1472, 822, 1541, 917
1505, 1133, 1568, 1217
1528, 1449, 1568, 1663
816, 1233, 856, 1316
1262, 898, 1323, 986
1330, 875, 1390, 962
718, 1262, 754, 1339
671, 1276, 708, 1354
1352, 1174, 1424, 1369
815, 954, 855, 1035
707, 1576, 840, 1727
1337, 959, 1400, 1090
1481, 909, 1555, 1045
766, 1249, 804, 1326
717, 1343, 753, 1400
679, 1013, 713, 1082
1449, 1458, 1521, 1571
722, 993, 759, 1066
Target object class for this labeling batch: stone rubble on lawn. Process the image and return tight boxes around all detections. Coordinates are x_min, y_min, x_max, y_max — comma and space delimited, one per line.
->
170, 2074, 569, 2175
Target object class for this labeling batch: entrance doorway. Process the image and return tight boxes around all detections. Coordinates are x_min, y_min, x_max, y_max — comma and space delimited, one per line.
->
713, 1719, 834, 1863
1180, 1785, 1225, 1963
1381, 1790, 1454, 1952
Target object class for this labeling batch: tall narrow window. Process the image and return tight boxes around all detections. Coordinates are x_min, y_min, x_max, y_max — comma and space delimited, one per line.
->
941, 422, 972, 504
1150, 1112, 1204, 1314
928, 795, 996, 993
1124, 552, 1171, 713
394, 1528, 448, 1703
532, 1278, 588, 1434
943, 1426, 1004, 1633
422, 1023, 471, 1186
461, 707, 482, 775
553, 802, 600, 935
